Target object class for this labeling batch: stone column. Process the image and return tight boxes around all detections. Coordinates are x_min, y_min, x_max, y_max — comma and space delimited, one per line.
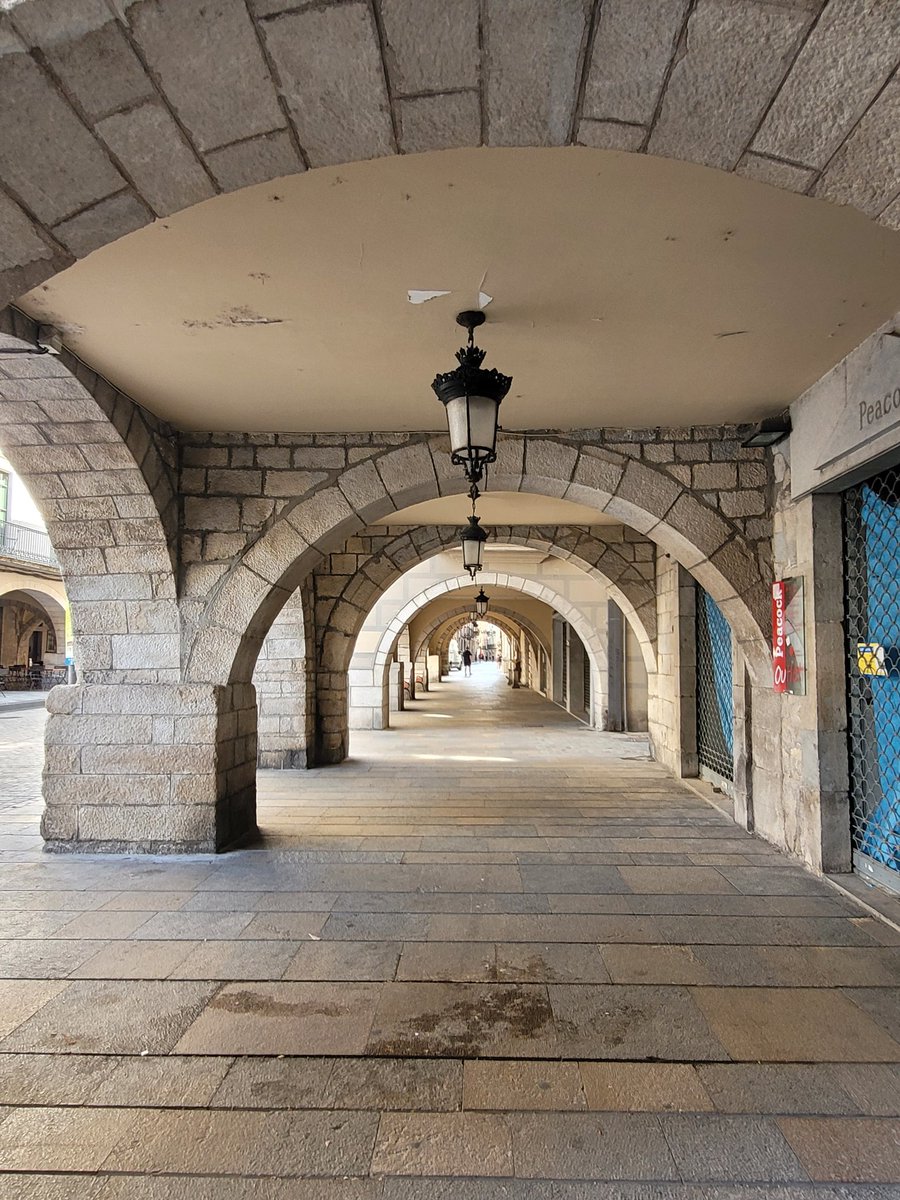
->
253, 589, 311, 769
650, 556, 698, 778
607, 601, 626, 731
42, 682, 257, 853
761, 485, 850, 872
314, 668, 348, 765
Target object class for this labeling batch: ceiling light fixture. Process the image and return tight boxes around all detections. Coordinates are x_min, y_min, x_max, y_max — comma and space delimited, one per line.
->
459, 511, 488, 580
741, 415, 791, 448
432, 310, 512, 496
474, 588, 489, 617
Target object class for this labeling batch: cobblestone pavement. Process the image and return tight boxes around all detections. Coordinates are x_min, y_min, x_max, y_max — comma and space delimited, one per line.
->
0, 667, 898, 1197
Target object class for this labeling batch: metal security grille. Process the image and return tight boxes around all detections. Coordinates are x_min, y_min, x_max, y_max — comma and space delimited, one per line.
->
583, 656, 591, 714
695, 585, 734, 781
843, 465, 900, 893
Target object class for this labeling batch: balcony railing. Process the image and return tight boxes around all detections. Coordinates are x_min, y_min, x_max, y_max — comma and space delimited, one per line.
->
0, 520, 59, 568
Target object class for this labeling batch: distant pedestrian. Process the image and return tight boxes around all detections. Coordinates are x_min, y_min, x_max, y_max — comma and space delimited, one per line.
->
462, 648, 472, 676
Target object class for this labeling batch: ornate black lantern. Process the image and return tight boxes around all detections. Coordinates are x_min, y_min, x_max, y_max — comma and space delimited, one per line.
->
432, 311, 512, 489
474, 588, 489, 617
459, 513, 487, 579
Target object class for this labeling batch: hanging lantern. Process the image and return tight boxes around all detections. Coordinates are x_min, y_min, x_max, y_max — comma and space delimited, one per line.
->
474, 588, 489, 617
459, 513, 487, 579
432, 311, 512, 488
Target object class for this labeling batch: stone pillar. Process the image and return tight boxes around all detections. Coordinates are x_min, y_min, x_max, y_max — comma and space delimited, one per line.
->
761, 486, 850, 872
567, 628, 589, 722
607, 601, 626, 731
253, 589, 311, 769
650, 556, 698, 778
389, 662, 403, 713
314, 669, 348, 765
42, 682, 257, 853
551, 615, 565, 703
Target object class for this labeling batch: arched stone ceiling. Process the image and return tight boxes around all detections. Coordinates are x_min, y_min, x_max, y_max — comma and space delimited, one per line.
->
378, 492, 621, 527
18, 148, 900, 433
2, 0, 898, 435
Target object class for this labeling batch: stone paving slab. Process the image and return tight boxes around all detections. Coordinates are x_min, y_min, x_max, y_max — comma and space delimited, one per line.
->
778, 1117, 900, 1183
0, 689, 898, 1192
0, 979, 218, 1054
174, 982, 383, 1056
548, 984, 728, 1061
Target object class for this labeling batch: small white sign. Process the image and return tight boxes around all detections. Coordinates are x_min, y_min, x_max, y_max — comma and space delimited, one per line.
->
791, 325, 900, 498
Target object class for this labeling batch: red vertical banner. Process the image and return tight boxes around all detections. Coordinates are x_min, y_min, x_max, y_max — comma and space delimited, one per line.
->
772, 580, 787, 693
772, 578, 806, 695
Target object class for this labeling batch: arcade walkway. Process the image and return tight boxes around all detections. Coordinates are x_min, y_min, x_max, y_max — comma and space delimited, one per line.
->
0, 673, 898, 1195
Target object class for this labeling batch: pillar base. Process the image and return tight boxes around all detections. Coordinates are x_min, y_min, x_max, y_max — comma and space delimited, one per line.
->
42, 682, 257, 853
258, 748, 308, 769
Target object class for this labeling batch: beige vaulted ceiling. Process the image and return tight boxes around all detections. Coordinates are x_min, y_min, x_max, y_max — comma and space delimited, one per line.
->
379, 493, 619, 527
19, 146, 900, 433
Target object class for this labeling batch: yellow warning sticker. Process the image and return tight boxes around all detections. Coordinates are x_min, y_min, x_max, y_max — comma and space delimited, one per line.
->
857, 643, 887, 676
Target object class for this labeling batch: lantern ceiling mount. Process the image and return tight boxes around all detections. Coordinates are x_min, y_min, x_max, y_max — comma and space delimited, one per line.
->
432, 310, 513, 494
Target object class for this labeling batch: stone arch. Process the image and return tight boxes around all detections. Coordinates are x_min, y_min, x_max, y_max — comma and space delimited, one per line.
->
357, 571, 609, 733
412, 603, 552, 667
2, 1, 897, 302
373, 574, 608, 680
188, 434, 766, 692
428, 609, 548, 692
0, 314, 179, 680
0, 581, 67, 664
315, 523, 658, 682
433, 613, 534, 667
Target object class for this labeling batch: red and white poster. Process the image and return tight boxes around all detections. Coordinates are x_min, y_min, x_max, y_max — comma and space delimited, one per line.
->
772, 578, 806, 695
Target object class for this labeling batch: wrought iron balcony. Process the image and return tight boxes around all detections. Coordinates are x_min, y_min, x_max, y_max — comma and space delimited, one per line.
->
0, 520, 59, 568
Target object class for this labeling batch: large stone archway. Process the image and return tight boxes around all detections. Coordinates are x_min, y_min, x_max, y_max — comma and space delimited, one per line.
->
350, 600, 550, 731
312, 520, 659, 679
413, 604, 552, 666
2, 0, 898, 304
185, 432, 768, 694
355, 570, 611, 734
0, 314, 251, 852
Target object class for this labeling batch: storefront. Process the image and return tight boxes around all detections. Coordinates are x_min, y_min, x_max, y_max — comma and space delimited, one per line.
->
842, 466, 900, 893
791, 319, 900, 894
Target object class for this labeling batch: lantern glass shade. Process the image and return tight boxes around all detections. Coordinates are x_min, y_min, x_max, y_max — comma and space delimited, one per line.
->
445, 394, 500, 475
460, 514, 487, 577
475, 588, 489, 617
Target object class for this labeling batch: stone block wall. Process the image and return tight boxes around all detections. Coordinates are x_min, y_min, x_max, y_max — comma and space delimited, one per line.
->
178, 429, 771, 603
0, 310, 181, 685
